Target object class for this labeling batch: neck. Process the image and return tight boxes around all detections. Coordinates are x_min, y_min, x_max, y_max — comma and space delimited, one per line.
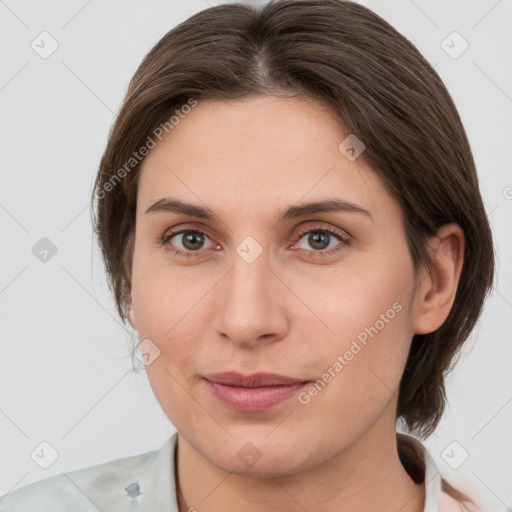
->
174, 423, 426, 512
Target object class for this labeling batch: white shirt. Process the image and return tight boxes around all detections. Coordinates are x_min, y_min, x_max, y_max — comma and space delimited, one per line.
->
0, 431, 467, 511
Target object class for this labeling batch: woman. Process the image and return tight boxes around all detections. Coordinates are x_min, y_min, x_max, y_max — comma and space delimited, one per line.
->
0, 0, 494, 511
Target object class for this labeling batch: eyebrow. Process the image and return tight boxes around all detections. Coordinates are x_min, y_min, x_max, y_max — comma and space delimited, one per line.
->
145, 197, 372, 223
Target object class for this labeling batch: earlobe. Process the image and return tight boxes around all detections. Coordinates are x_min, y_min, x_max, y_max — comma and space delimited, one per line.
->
413, 223, 465, 335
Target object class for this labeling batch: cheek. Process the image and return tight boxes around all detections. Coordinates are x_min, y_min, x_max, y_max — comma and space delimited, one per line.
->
131, 266, 209, 430
130, 247, 212, 343
302, 251, 415, 397
292, 284, 413, 449
129, 256, 207, 404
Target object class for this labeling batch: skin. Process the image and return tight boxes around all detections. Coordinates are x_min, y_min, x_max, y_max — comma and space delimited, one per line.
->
127, 95, 464, 512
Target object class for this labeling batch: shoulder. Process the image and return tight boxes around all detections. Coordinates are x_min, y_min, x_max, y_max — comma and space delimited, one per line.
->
0, 446, 160, 512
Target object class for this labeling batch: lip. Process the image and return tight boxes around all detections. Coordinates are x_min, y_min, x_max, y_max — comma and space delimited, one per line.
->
202, 372, 310, 411
203, 372, 307, 387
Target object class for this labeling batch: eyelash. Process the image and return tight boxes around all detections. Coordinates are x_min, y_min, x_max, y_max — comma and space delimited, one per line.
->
161, 224, 351, 259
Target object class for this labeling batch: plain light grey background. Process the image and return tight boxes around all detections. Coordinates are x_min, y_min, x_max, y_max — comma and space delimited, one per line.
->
1, 0, 511, 509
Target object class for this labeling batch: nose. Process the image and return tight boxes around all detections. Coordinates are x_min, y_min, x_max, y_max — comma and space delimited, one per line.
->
211, 246, 288, 348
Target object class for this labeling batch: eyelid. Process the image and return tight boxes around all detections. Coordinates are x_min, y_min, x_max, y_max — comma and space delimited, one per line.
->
162, 223, 217, 243
293, 222, 351, 243
289, 223, 351, 257
161, 221, 352, 257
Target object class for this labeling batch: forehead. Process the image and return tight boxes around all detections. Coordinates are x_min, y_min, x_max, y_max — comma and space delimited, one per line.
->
136, 96, 399, 222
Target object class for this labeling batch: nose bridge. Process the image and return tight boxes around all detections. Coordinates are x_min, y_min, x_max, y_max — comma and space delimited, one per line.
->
212, 242, 285, 344
234, 245, 271, 298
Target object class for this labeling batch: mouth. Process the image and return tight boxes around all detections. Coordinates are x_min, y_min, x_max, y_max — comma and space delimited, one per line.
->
202, 372, 310, 411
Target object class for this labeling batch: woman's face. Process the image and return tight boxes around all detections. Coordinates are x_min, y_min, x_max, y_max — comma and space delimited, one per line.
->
129, 95, 422, 475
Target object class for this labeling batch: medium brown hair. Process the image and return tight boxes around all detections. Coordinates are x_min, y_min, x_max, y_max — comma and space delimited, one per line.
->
91, 0, 494, 506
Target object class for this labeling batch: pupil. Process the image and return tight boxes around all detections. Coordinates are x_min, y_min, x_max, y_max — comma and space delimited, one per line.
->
183, 232, 203, 250
309, 232, 329, 250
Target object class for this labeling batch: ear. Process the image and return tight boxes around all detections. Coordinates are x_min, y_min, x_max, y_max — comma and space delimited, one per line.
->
413, 223, 465, 335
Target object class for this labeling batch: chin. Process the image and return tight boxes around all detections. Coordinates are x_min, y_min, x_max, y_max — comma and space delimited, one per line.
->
205, 437, 311, 478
